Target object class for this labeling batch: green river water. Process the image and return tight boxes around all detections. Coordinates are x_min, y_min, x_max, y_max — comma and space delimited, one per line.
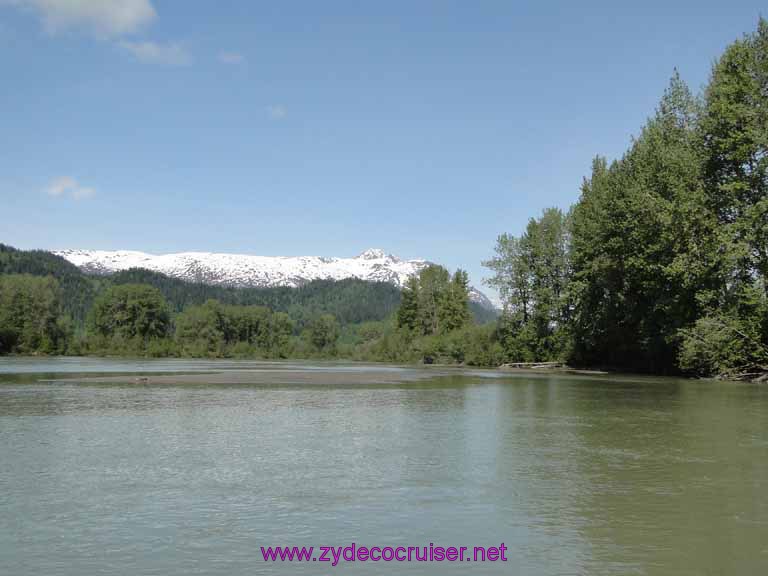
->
1, 357, 766, 575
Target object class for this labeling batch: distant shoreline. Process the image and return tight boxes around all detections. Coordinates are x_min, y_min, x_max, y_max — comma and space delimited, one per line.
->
3, 354, 764, 384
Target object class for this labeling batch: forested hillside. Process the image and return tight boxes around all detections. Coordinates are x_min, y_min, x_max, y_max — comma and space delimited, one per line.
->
0, 243, 488, 359
107, 268, 404, 327
1, 243, 97, 324
1, 243, 402, 325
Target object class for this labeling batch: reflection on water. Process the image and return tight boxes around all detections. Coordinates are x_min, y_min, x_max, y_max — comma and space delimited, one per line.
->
1, 358, 766, 575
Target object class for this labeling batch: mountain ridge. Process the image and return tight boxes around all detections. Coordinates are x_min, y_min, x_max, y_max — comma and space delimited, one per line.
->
54, 248, 498, 311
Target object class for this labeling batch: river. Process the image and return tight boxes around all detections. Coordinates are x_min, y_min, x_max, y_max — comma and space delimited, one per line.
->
1, 357, 766, 575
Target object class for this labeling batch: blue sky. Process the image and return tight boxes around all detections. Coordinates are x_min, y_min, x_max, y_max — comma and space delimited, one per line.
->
1, 1, 765, 291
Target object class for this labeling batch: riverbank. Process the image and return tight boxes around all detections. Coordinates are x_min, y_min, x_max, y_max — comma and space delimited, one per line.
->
3, 356, 692, 389
44, 367, 446, 386
4, 353, 767, 383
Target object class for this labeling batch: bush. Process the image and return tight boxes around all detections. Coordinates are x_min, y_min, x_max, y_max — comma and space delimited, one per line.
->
678, 312, 768, 377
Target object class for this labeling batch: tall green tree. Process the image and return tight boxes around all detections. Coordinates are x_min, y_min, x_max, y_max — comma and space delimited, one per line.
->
677, 19, 768, 376
89, 284, 171, 344
395, 265, 471, 336
175, 300, 226, 356
569, 73, 706, 372
304, 314, 340, 353
396, 276, 421, 332
484, 234, 532, 323
440, 270, 472, 332
416, 265, 451, 335
0, 275, 70, 354
701, 19, 768, 285
485, 207, 571, 361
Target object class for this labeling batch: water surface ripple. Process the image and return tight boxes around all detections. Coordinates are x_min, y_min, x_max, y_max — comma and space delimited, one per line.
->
1, 358, 766, 575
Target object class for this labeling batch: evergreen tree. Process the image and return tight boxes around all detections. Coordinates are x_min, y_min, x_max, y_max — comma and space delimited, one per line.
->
417, 265, 451, 335
396, 276, 420, 332
440, 269, 471, 332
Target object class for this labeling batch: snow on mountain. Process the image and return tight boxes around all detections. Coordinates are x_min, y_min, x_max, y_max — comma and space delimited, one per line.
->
54, 248, 498, 310
468, 287, 496, 310
55, 248, 425, 289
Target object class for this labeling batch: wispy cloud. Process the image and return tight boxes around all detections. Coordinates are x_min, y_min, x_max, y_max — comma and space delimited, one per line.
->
45, 176, 95, 200
1, 0, 156, 37
2, 1, 193, 66
218, 50, 244, 65
120, 41, 190, 66
267, 105, 287, 120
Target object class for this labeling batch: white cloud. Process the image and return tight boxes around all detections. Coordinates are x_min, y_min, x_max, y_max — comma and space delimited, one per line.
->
267, 105, 287, 120
45, 176, 95, 200
2, 1, 194, 66
1, 0, 156, 37
218, 50, 244, 65
120, 40, 190, 66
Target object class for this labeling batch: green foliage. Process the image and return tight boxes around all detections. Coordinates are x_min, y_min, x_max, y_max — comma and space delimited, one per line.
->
88, 284, 171, 348
441, 269, 472, 332
0, 242, 495, 361
462, 324, 506, 367
701, 20, 768, 267
396, 276, 420, 332
566, 71, 722, 372
0, 244, 96, 325
353, 319, 417, 363
677, 18, 768, 377
468, 300, 500, 325
357, 322, 504, 367
356, 320, 387, 344
303, 314, 340, 354
175, 300, 294, 358
355, 265, 476, 365
678, 305, 768, 378
109, 268, 402, 326
485, 207, 572, 362
481, 20, 768, 377
175, 300, 225, 356
416, 265, 451, 335
396, 264, 471, 337
0, 274, 70, 354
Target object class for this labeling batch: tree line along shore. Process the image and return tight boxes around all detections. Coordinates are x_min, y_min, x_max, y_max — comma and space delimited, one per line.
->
0, 255, 497, 365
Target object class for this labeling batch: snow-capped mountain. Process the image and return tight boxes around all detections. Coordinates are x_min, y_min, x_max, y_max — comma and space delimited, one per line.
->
467, 287, 496, 311
54, 247, 420, 287
54, 247, 497, 310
